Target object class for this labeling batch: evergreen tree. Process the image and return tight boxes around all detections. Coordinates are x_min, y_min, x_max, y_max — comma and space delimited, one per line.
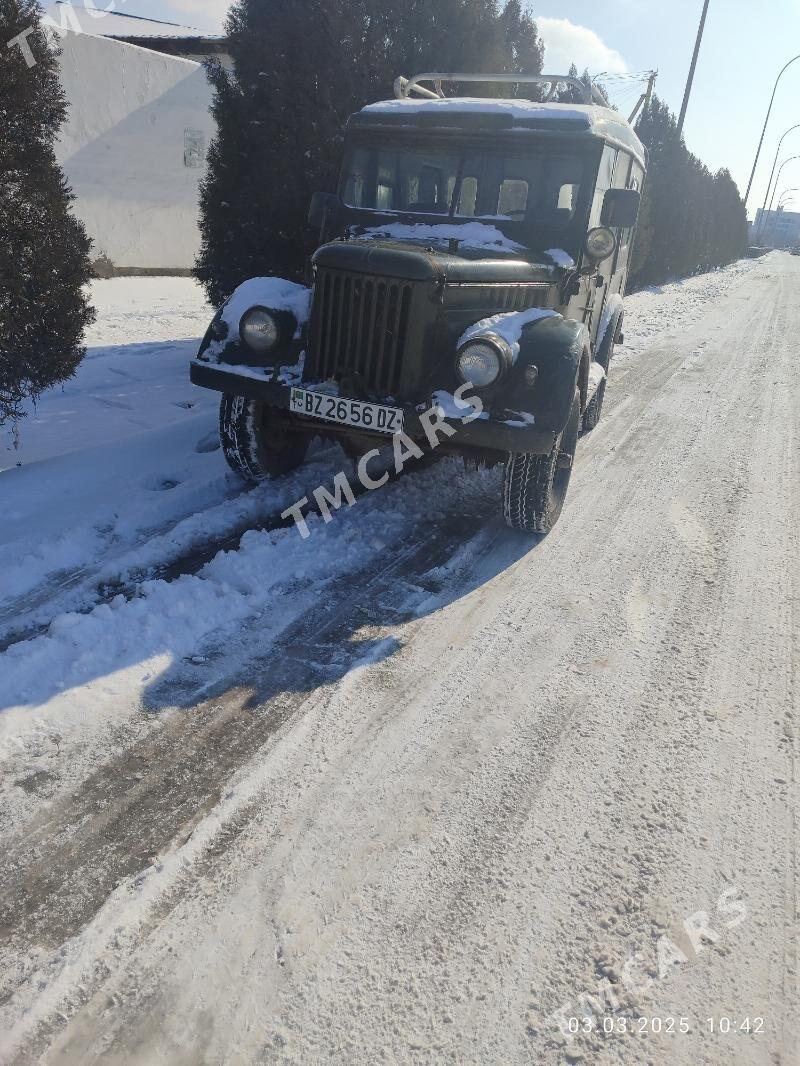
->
498, 0, 544, 83
629, 96, 746, 290
0, 0, 94, 428
196, 0, 543, 305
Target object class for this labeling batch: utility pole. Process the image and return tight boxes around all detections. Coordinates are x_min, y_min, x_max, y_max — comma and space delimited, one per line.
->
628, 70, 658, 124
677, 0, 711, 137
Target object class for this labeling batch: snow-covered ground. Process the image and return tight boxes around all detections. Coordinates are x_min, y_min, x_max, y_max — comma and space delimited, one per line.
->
0, 259, 762, 802
1, 254, 796, 1066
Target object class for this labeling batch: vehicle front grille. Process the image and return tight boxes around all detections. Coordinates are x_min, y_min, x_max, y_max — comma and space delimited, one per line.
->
308, 268, 414, 397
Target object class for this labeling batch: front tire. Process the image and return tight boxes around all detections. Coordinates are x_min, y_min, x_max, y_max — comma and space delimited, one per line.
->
502, 389, 580, 533
581, 367, 606, 432
219, 394, 308, 484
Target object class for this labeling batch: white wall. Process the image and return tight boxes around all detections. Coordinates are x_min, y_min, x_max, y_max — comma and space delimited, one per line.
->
55, 32, 215, 271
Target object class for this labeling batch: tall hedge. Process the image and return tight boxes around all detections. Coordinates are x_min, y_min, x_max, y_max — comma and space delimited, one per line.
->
0, 0, 94, 428
195, 0, 543, 306
630, 96, 748, 290
196, 7, 746, 305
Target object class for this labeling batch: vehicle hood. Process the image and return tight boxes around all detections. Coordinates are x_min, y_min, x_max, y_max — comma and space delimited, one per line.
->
313, 234, 567, 285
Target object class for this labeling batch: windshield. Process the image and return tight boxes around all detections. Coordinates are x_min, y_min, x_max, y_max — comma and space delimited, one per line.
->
341, 142, 585, 225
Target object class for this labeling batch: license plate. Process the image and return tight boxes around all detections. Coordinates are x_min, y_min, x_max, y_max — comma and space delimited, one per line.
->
290, 388, 404, 435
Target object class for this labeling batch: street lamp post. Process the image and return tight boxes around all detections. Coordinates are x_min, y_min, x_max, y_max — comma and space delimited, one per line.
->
759, 125, 797, 217
744, 54, 800, 207
759, 155, 800, 245
756, 123, 800, 237
774, 190, 799, 247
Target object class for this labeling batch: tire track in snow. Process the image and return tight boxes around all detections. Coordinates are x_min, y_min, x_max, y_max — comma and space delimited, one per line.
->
0, 501, 503, 1006
0, 450, 435, 654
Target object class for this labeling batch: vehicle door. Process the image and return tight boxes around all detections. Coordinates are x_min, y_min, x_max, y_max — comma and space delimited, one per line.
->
604, 151, 639, 304
585, 145, 621, 349
566, 144, 616, 344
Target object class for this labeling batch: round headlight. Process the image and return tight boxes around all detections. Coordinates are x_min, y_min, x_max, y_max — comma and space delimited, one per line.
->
456, 340, 503, 388
240, 308, 279, 353
585, 227, 617, 262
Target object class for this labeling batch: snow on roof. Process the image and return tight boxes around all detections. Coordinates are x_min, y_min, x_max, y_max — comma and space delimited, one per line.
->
364, 97, 597, 123
360, 96, 645, 165
43, 3, 223, 40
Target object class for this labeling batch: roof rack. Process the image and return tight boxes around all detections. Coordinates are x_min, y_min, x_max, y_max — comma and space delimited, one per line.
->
394, 72, 608, 108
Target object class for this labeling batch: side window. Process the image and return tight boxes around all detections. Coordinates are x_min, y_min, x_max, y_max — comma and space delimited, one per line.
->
498, 178, 529, 219
589, 146, 618, 229
411, 164, 444, 211
614, 153, 635, 251
454, 151, 492, 217
542, 158, 583, 222
376, 151, 396, 210
457, 176, 478, 216
343, 147, 368, 206
558, 182, 580, 212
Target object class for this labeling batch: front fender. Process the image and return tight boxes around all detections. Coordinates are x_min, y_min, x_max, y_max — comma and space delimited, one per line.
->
514, 316, 588, 432
196, 276, 311, 366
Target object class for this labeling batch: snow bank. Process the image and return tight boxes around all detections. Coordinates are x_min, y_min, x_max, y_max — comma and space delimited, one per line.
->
458, 307, 561, 360
0, 280, 221, 612
353, 222, 526, 254
614, 258, 760, 367
0, 456, 498, 715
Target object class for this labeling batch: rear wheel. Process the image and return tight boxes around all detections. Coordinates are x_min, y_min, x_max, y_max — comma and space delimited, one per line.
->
219, 394, 308, 484
502, 389, 580, 534
582, 316, 618, 432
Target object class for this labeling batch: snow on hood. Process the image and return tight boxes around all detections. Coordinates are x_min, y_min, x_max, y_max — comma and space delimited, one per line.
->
458, 307, 561, 360
352, 222, 527, 255
219, 277, 311, 343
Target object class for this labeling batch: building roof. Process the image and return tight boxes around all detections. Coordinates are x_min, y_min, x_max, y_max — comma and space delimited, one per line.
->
44, 3, 223, 41
356, 97, 646, 167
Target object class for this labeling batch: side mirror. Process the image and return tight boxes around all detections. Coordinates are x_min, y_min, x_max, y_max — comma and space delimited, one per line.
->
308, 191, 340, 231
601, 188, 641, 229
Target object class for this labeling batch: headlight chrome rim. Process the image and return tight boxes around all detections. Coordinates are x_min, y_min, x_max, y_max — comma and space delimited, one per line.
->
456, 333, 512, 389
585, 226, 617, 263
240, 306, 280, 353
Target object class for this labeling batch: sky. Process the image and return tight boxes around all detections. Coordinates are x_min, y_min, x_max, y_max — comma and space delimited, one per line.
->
108, 0, 800, 218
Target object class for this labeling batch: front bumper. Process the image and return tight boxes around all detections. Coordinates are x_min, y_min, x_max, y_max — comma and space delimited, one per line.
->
190, 360, 556, 456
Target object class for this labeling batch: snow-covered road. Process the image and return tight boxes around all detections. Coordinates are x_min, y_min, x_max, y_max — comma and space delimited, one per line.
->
0, 254, 797, 1065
